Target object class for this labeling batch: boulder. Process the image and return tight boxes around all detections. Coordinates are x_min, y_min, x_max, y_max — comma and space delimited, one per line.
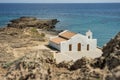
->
70, 57, 90, 70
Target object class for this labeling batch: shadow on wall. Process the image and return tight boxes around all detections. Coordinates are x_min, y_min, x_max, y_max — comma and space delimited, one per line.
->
45, 45, 59, 52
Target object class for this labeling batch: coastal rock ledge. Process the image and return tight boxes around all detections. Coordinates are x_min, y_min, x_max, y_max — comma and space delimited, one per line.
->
7, 16, 59, 29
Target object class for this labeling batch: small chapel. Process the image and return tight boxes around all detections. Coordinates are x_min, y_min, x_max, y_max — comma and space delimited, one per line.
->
49, 30, 97, 53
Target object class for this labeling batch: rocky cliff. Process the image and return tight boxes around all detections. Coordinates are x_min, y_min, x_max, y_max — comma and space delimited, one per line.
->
102, 32, 120, 70
91, 32, 120, 80
100, 32, 120, 70
3, 32, 120, 80
102, 32, 120, 56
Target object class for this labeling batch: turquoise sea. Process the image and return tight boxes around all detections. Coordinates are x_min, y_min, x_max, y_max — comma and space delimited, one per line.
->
0, 3, 120, 47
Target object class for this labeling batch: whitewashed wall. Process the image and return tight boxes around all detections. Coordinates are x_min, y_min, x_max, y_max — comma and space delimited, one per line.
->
49, 41, 60, 50
60, 34, 97, 53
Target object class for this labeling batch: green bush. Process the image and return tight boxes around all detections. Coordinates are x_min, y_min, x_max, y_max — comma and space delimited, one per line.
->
31, 27, 38, 33
30, 27, 39, 36
40, 33, 45, 37
30, 28, 45, 39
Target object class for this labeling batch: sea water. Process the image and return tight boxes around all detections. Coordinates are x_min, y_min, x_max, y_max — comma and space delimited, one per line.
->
0, 3, 120, 47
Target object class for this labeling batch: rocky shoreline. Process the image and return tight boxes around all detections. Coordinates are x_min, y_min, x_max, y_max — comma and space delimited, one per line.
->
0, 17, 119, 80
7, 17, 59, 29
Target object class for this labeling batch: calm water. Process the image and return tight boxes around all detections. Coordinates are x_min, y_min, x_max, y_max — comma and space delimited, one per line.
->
0, 3, 120, 47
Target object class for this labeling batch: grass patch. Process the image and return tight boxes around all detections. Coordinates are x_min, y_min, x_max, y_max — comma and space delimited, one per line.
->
30, 27, 45, 38
2, 57, 24, 69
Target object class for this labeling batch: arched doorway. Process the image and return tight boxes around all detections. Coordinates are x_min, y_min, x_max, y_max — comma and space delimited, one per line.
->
78, 43, 81, 51
87, 44, 89, 51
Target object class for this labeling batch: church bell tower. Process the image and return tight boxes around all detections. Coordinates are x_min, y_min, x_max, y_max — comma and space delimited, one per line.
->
86, 30, 92, 39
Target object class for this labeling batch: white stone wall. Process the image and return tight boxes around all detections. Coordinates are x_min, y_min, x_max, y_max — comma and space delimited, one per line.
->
49, 36, 60, 50
49, 41, 60, 51
88, 39, 97, 50
60, 34, 97, 53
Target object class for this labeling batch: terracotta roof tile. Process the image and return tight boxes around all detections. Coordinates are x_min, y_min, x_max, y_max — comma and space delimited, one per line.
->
59, 31, 76, 39
50, 37, 67, 44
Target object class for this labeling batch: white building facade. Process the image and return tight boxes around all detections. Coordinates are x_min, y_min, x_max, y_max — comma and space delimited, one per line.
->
49, 30, 97, 53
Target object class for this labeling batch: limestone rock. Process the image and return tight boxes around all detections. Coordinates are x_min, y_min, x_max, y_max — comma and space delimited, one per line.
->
102, 32, 120, 70
102, 32, 120, 57
57, 61, 73, 69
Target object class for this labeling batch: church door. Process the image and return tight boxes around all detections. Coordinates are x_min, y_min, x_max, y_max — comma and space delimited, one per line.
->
78, 43, 81, 51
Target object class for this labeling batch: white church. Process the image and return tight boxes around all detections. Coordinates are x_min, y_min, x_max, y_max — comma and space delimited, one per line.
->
49, 30, 97, 53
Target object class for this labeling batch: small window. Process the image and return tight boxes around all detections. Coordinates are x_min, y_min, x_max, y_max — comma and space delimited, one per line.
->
87, 44, 89, 51
69, 44, 72, 51
88, 36, 90, 39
